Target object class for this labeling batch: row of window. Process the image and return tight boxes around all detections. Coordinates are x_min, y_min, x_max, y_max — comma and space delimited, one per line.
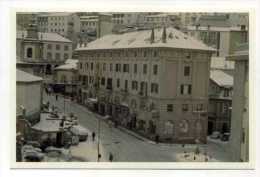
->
47, 44, 69, 51
82, 50, 158, 58
50, 22, 65, 26
166, 103, 204, 113
50, 28, 65, 33
47, 52, 69, 60
79, 62, 159, 75
81, 76, 159, 94
81, 22, 97, 26
49, 17, 66, 21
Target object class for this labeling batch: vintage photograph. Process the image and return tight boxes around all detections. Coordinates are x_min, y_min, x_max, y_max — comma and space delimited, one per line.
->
15, 12, 249, 163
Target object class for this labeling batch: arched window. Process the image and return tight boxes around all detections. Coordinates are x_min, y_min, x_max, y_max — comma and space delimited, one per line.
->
165, 121, 174, 135
179, 120, 189, 133
27, 48, 33, 58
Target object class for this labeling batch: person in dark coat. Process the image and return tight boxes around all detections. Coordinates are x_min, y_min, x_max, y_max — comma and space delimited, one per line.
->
155, 135, 160, 144
55, 94, 58, 101
109, 153, 113, 162
92, 132, 96, 141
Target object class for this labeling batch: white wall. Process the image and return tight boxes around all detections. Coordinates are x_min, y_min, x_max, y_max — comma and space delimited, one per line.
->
16, 82, 42, 117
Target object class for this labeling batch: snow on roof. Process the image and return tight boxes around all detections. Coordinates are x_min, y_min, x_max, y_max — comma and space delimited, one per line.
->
31, 113, 62, 133
17, 31, 72, 43
210, 70, 233, 87
76, 27, 215, 51
211, 57, 234, 70
16, 69, 43, 82
54, 59, 78, 70
146, 14, 169, 18
186, 25, 246, 32
38, 12, 73, 17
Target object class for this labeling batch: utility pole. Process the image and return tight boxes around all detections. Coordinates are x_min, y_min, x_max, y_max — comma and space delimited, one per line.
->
97, 117, 101, 162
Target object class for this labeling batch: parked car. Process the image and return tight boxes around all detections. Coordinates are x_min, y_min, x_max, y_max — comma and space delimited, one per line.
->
210, 131, 221, 139
221, 133, 230, 141
70, 125, 89, 141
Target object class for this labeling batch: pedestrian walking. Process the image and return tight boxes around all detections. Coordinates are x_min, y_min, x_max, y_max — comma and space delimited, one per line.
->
92, 132, 96, 141
155, 135, 159, 144
56, 94, 58, 101
109, 152, 113, 162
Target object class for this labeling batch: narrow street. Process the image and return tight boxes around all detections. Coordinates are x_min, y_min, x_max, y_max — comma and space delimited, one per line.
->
43, 93, 232, 162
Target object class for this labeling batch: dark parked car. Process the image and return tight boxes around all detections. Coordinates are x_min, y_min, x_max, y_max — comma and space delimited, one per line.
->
221, 133, 230, 141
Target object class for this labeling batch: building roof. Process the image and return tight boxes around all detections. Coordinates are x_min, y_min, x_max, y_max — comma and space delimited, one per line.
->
186, 25, 247, 32
31, 113, 62, 133
17, 30, 72, 43
76, 27, 216, 51
210, 70, 233, 87
211, 57, 234, 70
54, 59, 78, 70
16, 69, 43, 82
196, 15, 231, 27
37, 12, 73, 17
146, 14, 169, 18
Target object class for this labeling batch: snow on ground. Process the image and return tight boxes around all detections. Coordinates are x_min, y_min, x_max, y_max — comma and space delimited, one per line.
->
43, 93, 233, 162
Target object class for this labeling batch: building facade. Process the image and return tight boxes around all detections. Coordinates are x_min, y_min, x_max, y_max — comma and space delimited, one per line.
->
16, 69, 43, 124
52, 59, 79, 96
184, 26, 248, 57
76, 27, 215, 143
16, 23, 73, 77
227, 43, 249, 162
79, 14, 113, 41
208, 70, 233, 135
37, 12, 80, 48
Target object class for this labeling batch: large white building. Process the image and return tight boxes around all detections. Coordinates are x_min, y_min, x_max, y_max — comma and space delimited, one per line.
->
76, 27, 215, 143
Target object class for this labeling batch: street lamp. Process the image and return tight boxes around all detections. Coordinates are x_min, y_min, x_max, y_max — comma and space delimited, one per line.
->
96, 114, 110, 162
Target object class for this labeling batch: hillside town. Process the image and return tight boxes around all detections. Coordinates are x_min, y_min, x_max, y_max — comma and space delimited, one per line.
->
16, 12, 249, 162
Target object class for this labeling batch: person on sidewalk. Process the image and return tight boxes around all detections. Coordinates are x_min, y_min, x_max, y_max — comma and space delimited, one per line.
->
109, 153, 113, 162
92, 132, 96, 141
155, 135, 160, 144
56, 94, 58, 101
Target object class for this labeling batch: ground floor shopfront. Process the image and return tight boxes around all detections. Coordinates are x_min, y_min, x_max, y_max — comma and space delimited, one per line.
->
77, 88, 207, 144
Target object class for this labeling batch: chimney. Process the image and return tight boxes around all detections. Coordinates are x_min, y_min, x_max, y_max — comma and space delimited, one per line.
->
150, 28, 155, 43
162, 26, 167, 43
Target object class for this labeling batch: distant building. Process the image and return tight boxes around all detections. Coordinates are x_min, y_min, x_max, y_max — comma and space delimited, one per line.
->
37, 12, 80, 48
144, 13, 181, 28
226, 43, 249, 162
208, 70, 233, 135
196, 13, 249, 28
178, 12, 207, 27
52, 59, 79, 96
79, 13, 113, 41
16, 69, 43, 124
16, 12, 38, 31
16, 22, 73, 77
76, 27, 215, 143
184, 26, 248, 57
210, 57, 235, 76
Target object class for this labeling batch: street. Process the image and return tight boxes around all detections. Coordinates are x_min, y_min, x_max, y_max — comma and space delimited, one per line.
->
43, 93, 232, 162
